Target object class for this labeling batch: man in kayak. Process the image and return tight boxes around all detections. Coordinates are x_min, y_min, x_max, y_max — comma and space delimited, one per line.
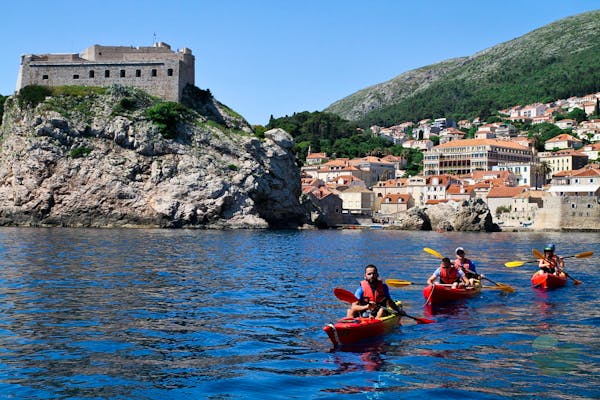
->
427, 257, 470, 288
347, 264, 401, 319
454, 247, 484, 286
538, 243, 565, 275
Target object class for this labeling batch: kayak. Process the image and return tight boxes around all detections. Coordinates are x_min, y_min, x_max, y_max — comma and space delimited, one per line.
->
323, 301, 402, 347
423, 282, 482, 306
531, 271, 567, 289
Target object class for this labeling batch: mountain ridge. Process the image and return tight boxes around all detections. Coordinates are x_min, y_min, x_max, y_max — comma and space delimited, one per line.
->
325, 10, 600, 125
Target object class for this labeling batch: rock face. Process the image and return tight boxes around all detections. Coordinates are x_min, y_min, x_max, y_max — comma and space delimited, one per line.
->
391, 199, 500, 232
0, 86, 306, 228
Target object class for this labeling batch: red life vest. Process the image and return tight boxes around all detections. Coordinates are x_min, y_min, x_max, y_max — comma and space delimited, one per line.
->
360, 280, 386, 304
439, 263, 459, 284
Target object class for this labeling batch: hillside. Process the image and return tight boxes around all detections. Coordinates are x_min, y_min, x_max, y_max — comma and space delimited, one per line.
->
325, 10, 600, 126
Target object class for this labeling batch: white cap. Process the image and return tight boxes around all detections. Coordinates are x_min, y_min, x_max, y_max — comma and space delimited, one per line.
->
455, 247, 465, 255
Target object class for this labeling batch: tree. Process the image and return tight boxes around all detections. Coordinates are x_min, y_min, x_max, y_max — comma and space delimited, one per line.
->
567, 107, 587, 123
592, 99, 600, 119
533, 161, 552, 189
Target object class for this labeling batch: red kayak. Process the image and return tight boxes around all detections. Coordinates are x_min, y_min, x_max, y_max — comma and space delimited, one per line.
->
323, 301, 402, 347
423, 283, 482, 306
531, 271, 567, 289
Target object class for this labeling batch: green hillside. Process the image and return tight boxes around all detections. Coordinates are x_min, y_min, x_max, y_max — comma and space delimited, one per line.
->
325, 10, 600, 126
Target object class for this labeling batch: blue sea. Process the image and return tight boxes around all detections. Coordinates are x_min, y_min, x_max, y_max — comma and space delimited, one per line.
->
0, 228, 598, 399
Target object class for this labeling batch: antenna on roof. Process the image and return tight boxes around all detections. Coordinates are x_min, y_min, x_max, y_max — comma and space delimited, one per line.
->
153, 32, 157, 45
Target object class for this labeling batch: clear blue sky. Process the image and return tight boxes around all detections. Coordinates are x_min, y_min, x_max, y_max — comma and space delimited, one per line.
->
1, 1, 599, 125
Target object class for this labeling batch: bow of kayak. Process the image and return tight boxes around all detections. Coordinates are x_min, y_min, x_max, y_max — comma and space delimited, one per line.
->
531, 271, 567, 289
323, 301, 402, 347
423, 282, 482, 306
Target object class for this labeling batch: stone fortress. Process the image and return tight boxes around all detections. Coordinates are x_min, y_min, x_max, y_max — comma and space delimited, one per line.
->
16, 42, 194, 102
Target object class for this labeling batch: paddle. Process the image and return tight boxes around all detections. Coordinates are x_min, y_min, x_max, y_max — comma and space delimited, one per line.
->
505, 251, 593, 268
333, 288, 434, 324
385, 279, 418, 287
423, 247, 515, 293
532, 249, 583, 285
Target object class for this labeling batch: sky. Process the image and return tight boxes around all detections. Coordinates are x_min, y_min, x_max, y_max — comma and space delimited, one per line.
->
1, 1, 599, 126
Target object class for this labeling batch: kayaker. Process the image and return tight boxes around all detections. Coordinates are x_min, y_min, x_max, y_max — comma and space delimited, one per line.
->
538, 243, 565, 276
347, 264, 401, 319
454, 247, 484, 286
427, 257, 470, 288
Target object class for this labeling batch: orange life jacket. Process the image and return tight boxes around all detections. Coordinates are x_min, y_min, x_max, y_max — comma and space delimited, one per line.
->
439, 264, 459, 284
360, 280, 386, 304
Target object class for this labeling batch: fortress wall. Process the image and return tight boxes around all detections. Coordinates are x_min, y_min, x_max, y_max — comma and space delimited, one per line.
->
17, 43, 194, 102
533, 195, 600, 231
559, 196, 600, 230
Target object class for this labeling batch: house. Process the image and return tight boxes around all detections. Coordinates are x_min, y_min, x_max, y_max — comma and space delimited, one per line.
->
379, 193, 414, 214
303, 184, 344, 227
538, 149, 589, 176
495, 123, 518, 137
486, 186, 528, 218
492, 162, 534, 186
446, 183, 474, 202
305, 152, 329, 165
347, 156, 396, 187
503, 190, 546, 227
338, 186, 375, 215
554, 119, 578, 131
581, 143, 600, 162
547, 166, 600, 197
372, 178, 408, 197
402, 139, 434, 151
545, 133, 582, 151
439, 127, 465, 144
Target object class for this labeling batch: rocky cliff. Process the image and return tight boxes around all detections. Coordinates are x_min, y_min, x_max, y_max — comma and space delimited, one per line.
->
0, 85, 307, 228
386, 199, 500, 232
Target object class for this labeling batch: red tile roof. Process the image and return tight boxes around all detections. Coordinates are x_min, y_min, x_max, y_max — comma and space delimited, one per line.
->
487, 186, 526, 198
435, 138, 529, 151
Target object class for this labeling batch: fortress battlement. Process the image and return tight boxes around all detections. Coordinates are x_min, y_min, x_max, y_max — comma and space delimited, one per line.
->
16, 42, 195, 102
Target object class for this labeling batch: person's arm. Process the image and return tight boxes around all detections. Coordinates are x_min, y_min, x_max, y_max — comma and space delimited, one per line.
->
458, 268, 470, 286
427, 269, 438, 285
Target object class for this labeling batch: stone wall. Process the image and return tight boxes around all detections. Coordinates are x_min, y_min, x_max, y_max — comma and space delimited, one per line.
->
16, 42, 194, 102
533, 196, 600, 230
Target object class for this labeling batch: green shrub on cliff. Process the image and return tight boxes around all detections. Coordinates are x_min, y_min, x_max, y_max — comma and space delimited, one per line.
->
145, 101, 190, 139
16, 85, 52, 108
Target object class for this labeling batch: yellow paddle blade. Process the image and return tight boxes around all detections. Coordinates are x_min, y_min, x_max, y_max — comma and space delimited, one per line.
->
505, 261, 526, 268
575, 251, 594, 258
385, 279, 413, 287
423, 247, 444, 259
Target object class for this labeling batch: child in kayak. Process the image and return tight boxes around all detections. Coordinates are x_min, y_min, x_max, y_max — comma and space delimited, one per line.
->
347, 264, 401, 319
454, 247, 484, 286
